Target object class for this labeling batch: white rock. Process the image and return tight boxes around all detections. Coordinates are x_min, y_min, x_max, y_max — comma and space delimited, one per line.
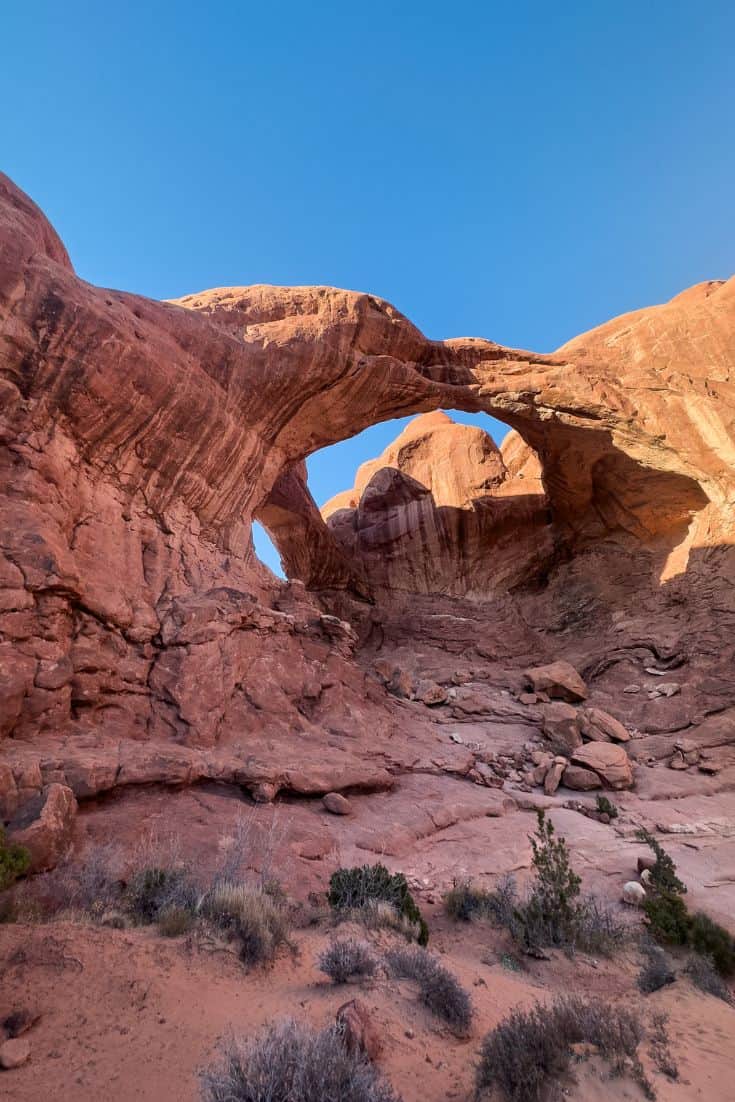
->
622, 881, 646, 907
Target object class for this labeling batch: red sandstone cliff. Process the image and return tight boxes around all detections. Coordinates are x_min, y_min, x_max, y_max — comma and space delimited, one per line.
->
1, 172, 734, 816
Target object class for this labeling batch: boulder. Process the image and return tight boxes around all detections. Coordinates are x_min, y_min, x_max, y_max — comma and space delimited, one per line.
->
323, 792, 352, 815
0, 1038, 31, 1069
6, 784, 77, 872
532, 762, 550, 785
563, 765, 601, 791
622, 881, 646, 907
571, 743, 634, 790
524, 661, 587, 702
637, 853, 657, 874
251, 782, 279, 803
579, 707, 630, 743
541, 702, 583, 754
335, 999, 382, 1061
674, 738, 700, 765
414, 680, 448, 706
544, 759, 566, 795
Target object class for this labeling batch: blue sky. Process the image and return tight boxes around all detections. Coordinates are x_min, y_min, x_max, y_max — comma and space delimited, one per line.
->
3, 2, 734, 574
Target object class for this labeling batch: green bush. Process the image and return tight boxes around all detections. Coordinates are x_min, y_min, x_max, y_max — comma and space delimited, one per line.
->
643, 891, 690, 946
637, 831, 735, 977
328, 864, 428, 946
636, 829, 686, 896
687, 912, 735, 978
510, 811, 626, 954
0, 828, 31, 892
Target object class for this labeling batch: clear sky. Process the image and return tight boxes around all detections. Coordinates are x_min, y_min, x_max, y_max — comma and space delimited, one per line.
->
4, 2, 734, 574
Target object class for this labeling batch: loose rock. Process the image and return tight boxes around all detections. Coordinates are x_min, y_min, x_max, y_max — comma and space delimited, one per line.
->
322, 792, 352, 816
335, 999, 382, 1061
0, 1038, 31, 1069
524, 661, 587, 702
563, 765, 601, 791
571, 742, 634, 789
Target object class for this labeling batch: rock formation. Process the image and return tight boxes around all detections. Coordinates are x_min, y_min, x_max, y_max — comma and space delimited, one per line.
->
321, 412, 552, 596
1, 171, 735, 824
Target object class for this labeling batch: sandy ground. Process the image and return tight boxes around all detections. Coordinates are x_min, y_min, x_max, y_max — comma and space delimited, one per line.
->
2, 774, 734, 1101
1, 909, 733, 1102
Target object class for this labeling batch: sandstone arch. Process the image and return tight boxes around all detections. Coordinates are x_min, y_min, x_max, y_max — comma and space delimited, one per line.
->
1, 172, 733, 806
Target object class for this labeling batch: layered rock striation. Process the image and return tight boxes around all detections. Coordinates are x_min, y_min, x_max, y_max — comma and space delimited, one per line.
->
321, 412, 552, 596
1, 171, 735, 818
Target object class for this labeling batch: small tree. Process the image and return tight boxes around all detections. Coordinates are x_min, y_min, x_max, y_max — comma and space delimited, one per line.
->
516, 811, 582, 948
636, 829, 686, 896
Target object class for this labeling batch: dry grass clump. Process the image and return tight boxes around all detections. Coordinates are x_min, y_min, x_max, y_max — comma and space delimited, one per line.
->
158, 904, 197, 938
476, 996, 650, 1102
318, 937, 379, 984
200, 1019, 401, 1102
202, 881, 293, 967
126, 865, 199, 926
385, 945, 473, 1036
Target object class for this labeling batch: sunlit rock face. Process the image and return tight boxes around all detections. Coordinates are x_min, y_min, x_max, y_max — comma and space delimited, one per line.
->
1, 169, 735, 811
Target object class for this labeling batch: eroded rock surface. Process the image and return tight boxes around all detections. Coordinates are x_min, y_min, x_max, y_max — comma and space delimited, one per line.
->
1, 171, 734, 839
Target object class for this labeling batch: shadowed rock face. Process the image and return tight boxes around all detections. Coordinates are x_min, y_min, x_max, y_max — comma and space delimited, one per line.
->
1, 171, 734, 813
320, 413, 553, 596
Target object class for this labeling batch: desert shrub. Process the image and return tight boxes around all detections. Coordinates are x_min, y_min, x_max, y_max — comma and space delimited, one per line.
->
510, 812, 626, 955
358, 899, 421, 940
525, 810, 581, 935
635, 831, 688, 948
648, 1011, 678, 1080
126, 866, 198, 925
636, 829, 686, 896
203, 881, 292, 967
158, 904, 196, 937
66, 842, 123, 913
385, 946, 472, 1035
444, 875, 518, 927
638, 942, 676, 994
328, 865, 428, 946
637, 832, 735, 976
687, 912, 735, 978
444, 879, 490, 922
686, 954, 733, 1003
318, 938, 378, 984
476, 996, 649, 1102
200, 1019, 401, 1102
0, 828, 30, 892
643, 889, 690, 946
595, 795, 618, 820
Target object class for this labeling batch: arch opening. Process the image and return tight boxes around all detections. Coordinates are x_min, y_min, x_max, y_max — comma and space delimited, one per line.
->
254, 408, 551, 599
